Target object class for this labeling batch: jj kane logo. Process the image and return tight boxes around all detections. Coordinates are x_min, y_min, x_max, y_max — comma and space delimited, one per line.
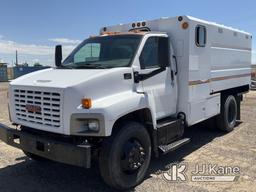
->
162, 163, 240, 182
162, 163, 187, 182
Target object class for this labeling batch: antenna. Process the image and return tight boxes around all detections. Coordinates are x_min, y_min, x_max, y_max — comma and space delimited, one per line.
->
15, 50, 18, 66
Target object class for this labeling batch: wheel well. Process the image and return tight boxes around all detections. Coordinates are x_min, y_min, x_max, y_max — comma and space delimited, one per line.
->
112, 108, 154, 133
220, 85, 249, 96
111, 108, 158, 156
220, 87, 243, 121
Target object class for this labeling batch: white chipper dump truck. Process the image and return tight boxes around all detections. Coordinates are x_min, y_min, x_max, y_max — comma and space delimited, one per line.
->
0, 16, 252, 190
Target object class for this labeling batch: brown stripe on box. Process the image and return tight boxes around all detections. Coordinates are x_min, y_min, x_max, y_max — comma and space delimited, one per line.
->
189, 73, 251, 86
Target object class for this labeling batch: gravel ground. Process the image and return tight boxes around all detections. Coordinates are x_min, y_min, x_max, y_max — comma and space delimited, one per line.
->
0, 82, 255, 192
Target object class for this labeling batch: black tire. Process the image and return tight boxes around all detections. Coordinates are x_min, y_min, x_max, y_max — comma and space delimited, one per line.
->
99, 121, 151, 190
23, 151, 48, 161
216, 95, 237, 132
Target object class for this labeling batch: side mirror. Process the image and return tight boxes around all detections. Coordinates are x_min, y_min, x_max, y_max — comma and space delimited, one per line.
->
55, 45, 62, 67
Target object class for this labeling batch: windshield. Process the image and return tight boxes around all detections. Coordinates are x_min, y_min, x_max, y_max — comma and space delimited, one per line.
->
62, 35, 142, 69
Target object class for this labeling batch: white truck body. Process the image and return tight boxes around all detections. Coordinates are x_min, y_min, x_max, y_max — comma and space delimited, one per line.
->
105, 16, 252, 126
1, 15, 252, 190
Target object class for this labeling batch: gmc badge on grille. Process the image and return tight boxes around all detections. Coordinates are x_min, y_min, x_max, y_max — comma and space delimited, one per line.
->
25, 104, 41, 113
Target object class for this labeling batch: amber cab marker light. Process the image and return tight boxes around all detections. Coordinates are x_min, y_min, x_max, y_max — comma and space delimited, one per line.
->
182, 22, 189, 29
82, 98, 92, 109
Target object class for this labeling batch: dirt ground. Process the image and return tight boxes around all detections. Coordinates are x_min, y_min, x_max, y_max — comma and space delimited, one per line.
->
0, 82, 255, 192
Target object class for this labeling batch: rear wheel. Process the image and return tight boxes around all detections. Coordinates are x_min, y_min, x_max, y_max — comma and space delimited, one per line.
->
216, 95, 238, 132
99, 121, 151, 190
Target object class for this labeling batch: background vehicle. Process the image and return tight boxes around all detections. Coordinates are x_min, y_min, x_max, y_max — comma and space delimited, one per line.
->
0, 16, 252, 190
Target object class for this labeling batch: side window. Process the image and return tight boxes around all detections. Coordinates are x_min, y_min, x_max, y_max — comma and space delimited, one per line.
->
74, 43, 101, 63
140, 37, 160, 69
195, 25, 206, 47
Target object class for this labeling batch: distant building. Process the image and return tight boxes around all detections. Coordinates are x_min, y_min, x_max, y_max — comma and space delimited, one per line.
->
0, 62, 7, 67
7, 67, 13, 80
12, 66, 51, 79
0, 62, 51, 81
0, 63, 8, 82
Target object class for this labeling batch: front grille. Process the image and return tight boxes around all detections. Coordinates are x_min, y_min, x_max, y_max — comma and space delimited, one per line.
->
14, 89, 62, 128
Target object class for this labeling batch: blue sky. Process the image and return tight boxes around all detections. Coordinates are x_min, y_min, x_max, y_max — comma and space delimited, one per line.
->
0, 0, 255, 66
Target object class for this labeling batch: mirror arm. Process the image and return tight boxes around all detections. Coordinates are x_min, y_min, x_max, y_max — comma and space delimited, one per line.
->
134, 67, 166, 83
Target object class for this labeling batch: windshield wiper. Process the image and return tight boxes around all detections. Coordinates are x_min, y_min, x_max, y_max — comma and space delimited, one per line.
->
57, 62, 76, 69
57, 65, 73, 69
75, 63, 108, 69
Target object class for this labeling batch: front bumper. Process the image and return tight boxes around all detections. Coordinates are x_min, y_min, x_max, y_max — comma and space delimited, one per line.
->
0, 123, 91, 168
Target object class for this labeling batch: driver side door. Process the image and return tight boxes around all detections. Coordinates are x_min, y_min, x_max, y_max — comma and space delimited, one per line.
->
138, 35, 177, 119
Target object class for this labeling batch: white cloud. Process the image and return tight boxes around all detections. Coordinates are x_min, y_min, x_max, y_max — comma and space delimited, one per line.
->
0, 36, 80, 66
49, 38, 81, 45
0, 40, 53, 55
32, 59, 39, 63
0, 39, 75, 56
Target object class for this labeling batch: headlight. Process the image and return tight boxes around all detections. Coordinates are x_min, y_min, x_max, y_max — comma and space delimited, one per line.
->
70, 114, 104, 135
79, 119, 100, 132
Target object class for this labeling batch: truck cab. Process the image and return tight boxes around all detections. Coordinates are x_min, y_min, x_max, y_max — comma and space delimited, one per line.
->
9, 31, 180, 137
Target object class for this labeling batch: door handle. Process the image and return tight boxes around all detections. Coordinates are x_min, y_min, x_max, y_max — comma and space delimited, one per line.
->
171, 70, 174, 81
173, 55, 178, 75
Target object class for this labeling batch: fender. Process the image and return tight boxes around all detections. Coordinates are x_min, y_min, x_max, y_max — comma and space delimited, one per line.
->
92, 91, 155, 136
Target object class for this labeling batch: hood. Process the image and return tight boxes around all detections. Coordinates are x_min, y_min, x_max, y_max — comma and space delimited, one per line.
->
8, 67, 135, 135
10, 68, 120, 88
9, 67, 135, 101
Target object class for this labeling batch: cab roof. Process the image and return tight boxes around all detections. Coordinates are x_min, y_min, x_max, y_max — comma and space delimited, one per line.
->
90, 31, 167, 39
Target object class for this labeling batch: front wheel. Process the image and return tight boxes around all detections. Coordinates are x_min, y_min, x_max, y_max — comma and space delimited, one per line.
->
99, 121, 151, 190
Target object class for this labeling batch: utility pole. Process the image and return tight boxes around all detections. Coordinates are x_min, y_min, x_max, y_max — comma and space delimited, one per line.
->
15, 50, 18, 66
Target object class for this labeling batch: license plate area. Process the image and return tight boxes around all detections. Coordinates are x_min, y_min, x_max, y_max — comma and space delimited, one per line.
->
36, 141, 45, 152
7, 132, 49, 154
1, 126, 91, 168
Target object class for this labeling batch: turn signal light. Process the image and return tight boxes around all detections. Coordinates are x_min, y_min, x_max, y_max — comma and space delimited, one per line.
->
81, 98, 92, 109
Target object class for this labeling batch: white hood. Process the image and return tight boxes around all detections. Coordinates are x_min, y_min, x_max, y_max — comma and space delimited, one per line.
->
8, 67, 135, 135
10, 68, 111, 88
